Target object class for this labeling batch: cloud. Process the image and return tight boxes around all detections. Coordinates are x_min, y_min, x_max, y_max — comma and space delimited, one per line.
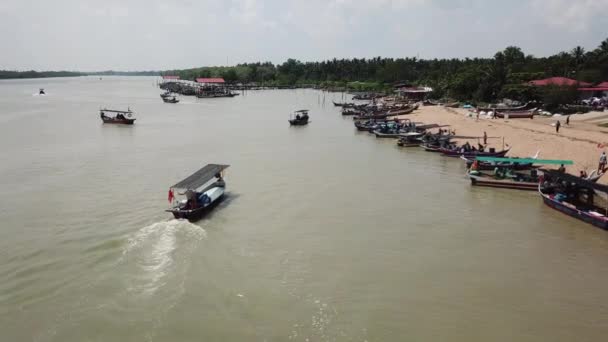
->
530, 0, 608, 32
0, 0, 607, 70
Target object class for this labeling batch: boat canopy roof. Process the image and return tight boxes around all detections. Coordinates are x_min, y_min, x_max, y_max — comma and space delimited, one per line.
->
171, 164, 229, 190
100, 108, 133, 113
295, 109, 309, 113
476, 157, 573, 165
541, 169, 608, 193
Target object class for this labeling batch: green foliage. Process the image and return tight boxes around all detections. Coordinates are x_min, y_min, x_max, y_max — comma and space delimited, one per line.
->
0, 70, 82, 79
162, 39, 608, 103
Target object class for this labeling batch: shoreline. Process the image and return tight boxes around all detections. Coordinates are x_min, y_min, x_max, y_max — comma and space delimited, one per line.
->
400, 106, 608, 181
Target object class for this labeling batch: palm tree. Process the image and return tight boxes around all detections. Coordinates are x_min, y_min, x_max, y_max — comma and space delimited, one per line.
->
571, 46, 586, 64
599, 38, 608, 54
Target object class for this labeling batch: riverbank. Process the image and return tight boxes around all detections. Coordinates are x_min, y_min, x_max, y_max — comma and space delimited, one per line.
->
402, 106, 608, 178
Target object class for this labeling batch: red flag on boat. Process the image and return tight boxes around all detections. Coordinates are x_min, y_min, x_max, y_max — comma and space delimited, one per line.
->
168, 189, 174, 203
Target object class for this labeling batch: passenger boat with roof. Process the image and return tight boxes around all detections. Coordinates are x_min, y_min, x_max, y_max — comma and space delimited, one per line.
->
461, 153, 540, 171
100, 108, 136, 124
289, 110, 310, 126
468, 158, 572, 191
166, 164, 229, 221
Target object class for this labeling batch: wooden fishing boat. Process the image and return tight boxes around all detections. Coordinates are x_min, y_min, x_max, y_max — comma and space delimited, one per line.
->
477, 102, 533, 112
420, 144, 443, 152
387, 106, 416, 116
333, 101, 355, 107
100, 108, 136, 125
289, 109, 310, 126
397, 132, 423, 147
342, 109, 360, 116
440, 146, 511, 158
539, 169, 608, 231
444, 102, 460, 108
495, 109, 536, 119
166, 164, 230, 222
374, 130, 401, 138
468, 171, 540, 190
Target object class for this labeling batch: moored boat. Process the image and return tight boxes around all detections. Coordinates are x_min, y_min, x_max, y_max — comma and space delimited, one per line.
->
440, 146, 511, 158
166, 164, 230, 222
397, 132, 423, 147
468, 158, 572, 191
462, 155, 540, 171
539, 169, 608, 231
468, 171, 540, 190
100, 108, 136, 125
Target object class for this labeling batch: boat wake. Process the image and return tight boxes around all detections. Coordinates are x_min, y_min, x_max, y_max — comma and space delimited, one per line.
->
122, 219, 206, 296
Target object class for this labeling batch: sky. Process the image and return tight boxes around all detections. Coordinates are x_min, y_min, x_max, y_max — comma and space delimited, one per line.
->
1, 0, 607, 71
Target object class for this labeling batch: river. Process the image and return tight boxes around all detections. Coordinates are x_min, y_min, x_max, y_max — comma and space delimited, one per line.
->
1, 76, 608, 341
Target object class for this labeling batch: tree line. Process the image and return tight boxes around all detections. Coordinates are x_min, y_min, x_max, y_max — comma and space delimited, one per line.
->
164, 38, 608, 102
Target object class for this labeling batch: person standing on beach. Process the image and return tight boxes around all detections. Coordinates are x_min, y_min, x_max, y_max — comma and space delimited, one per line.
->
566, 115, 570, 126
599, 151, 607, 173
483, 131, 487, 145
555, 120, 561, 133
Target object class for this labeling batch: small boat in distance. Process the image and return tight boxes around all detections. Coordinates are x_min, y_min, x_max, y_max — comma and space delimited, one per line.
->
166, 164, 230, 221
289, 110, 310, 126
39, 88, 45, 95
100, 108, 136, 125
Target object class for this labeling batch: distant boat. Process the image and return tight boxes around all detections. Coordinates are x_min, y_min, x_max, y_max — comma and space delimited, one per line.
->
166, 164, 230, 221
39, 88, 45, 95
100, 108, 136, 125
289, 110, 310, 126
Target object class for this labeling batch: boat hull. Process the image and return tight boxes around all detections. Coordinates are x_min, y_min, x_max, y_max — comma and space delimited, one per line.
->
397, 142, 420, 147
289, 119, 309, 126
101, 117, 135, 125
469, 175, 537, 190
540, 192, 608, 230
374, 131, 400, 138
440, 148, 510, 158
169, 194, 224, 222
495, 111, 535, 119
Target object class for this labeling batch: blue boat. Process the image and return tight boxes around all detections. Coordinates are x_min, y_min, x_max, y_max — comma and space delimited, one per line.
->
539, 169, 608, 231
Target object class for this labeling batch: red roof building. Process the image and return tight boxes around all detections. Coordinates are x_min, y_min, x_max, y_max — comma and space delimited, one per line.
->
529, 77, 592, 87
578, 81, 608, 92
162, 75, 180, 80
196, 78, 225, 84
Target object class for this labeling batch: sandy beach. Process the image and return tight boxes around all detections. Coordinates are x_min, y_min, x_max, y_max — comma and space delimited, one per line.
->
401, 106, 608, 180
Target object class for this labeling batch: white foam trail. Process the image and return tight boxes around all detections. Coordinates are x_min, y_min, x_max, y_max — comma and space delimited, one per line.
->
122, 219, 205, 295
